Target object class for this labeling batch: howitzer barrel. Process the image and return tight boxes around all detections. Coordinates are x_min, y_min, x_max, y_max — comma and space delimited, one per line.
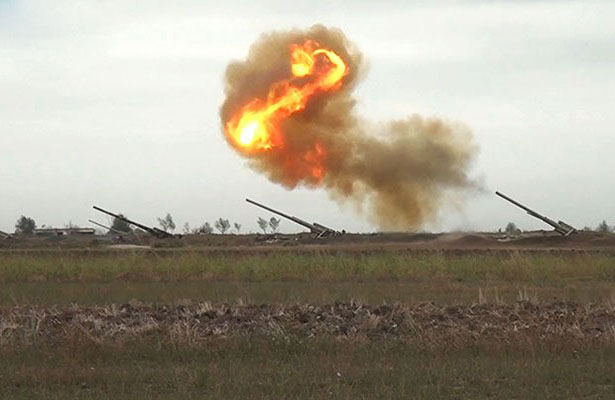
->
495, 191, 536, 214
88, 219, 127, 235
93, 206, 146, 231
92, 206, 172, 238
93, 206, 127, 222
495, 191, 575, 235
246, 198, 319, 232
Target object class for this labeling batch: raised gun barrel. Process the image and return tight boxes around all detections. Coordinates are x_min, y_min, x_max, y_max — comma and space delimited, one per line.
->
88, 219, 130, 236
93, 206, 173, 238
495, 191, 576, 236
245, 198, 338, 237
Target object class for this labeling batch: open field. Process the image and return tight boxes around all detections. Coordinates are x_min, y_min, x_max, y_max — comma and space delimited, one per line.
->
1, 236, 615, 398
3, 338, 614, 399
2, 301, 615, 399
1, 250, 614, 305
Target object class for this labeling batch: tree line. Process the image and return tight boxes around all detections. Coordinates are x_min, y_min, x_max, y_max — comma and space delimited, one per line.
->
13, 214, 615, 236
503, 220, 614, 235
12, 214, 283, 235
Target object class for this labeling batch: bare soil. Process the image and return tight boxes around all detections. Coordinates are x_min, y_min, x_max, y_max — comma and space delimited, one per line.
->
2, 301, 614, 346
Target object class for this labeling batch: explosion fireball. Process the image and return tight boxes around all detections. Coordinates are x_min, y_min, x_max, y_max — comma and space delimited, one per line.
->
226, 40, 347, 154
221, 25, 479, 230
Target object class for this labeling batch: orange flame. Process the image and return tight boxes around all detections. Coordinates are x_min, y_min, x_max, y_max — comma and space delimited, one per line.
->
224, 40, 348, 161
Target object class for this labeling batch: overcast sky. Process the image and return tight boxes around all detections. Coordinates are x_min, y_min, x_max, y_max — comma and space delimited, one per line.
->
1, 0, 614, 234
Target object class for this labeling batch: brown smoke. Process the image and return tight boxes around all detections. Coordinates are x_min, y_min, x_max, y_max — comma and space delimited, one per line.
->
220, 25, 479, 230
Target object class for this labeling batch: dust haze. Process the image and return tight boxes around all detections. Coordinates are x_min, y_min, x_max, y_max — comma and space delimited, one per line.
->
220, 25, 479, 230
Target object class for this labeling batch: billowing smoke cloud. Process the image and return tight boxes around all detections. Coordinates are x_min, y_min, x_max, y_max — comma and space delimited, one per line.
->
220, 25, 479, 230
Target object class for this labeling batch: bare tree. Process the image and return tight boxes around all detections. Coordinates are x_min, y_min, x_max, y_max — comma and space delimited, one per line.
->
269, 217, 281, 233
214, 218, 231, 234
183, 222, 191, 234
596, 220, 612, 233
233, 222, 242, 234
111, 215, 132, 233
196, 222, 213, 234
157, 213, 176, 233
257, 217, 269, 234
504, 222, 520, 235
15, 216, 36, 235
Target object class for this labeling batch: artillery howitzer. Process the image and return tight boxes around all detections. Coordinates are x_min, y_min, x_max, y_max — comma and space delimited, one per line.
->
0, 229, 12, 240
246, 198, 342, 238
93, 206, 175, 239
495, 191, 577, 236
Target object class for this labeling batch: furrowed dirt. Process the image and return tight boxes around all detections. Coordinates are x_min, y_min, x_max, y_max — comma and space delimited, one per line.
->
2, 302, 614, 347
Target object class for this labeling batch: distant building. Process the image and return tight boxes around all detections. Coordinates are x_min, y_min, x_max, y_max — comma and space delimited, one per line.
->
33, 228, 95, 236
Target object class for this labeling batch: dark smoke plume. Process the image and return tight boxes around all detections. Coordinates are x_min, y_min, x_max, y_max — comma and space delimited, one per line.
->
220, 25, 479, 230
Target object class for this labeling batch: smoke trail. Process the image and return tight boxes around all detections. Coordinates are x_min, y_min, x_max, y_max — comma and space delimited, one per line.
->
220, 25, 479, 230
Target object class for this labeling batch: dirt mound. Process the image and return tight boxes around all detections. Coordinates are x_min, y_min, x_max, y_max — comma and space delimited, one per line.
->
509, 231, 615, 248
443, 234, 497, 247
1, 302, 613, 346
585, 233, 615, 246
510, 235, 573, 247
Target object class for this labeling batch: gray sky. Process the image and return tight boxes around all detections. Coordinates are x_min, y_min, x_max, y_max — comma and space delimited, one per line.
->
1, 0, 614, 234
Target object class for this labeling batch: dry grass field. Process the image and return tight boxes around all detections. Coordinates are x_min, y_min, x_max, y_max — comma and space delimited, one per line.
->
1, 234, 615, 398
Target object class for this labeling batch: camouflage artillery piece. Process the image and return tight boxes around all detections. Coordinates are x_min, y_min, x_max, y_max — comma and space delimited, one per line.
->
496, 191, 577, 236
246, 198, 342, 238
93, 206, 175, 239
